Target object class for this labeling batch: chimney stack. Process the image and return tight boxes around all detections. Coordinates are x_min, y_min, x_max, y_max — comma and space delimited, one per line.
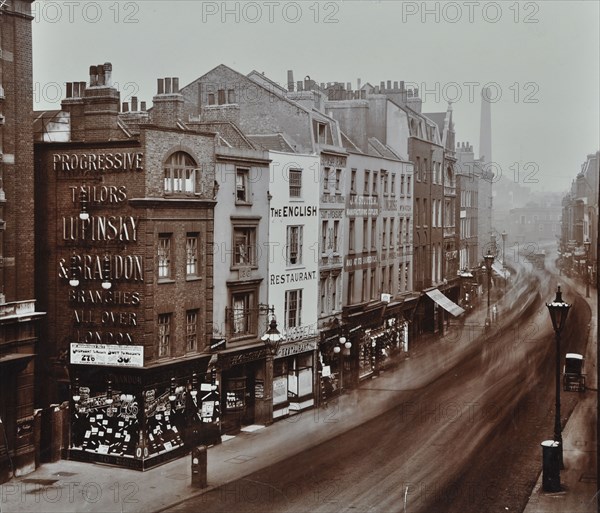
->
140, 101, 146, 111
152, 76, 184, 127
122, 102, 129, 112
131, 96, 138, 111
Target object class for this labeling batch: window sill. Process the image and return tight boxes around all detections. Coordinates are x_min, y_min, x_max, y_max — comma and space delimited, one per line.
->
186, 276, 203, 282
231, 265, 258, 271
235, 201, 253, 206
158, 278, 176, 284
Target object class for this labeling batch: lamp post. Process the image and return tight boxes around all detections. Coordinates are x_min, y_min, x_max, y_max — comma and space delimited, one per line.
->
333, 335, 352, 394
546, 285, 571, 472
483, 253, 494, 327
584, 239, 591, 298
261, 314, 283, 425
501, 231, 507, 294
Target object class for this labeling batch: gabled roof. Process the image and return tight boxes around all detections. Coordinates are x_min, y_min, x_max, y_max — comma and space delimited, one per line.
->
368, 137, 405, 161
187, 120, 256, 150
246, 133, 296, 153
423, 112, 446, 135
340, 131, 363, 154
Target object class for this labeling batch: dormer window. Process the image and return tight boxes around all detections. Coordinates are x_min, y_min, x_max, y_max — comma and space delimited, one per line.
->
316, 122, 327, 144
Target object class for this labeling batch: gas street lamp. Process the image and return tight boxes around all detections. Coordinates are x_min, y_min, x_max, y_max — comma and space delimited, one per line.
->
546, 285, 571, 473
333, 335, 352, 394
483, 253, 494, 327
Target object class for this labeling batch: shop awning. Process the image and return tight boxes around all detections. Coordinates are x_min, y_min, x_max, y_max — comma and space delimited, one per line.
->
0, 353, 35, 367
492, 262, 510, 279
425, 289, 465, 317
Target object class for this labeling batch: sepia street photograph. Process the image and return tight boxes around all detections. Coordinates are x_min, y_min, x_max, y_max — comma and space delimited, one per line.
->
0, 1, 599, 511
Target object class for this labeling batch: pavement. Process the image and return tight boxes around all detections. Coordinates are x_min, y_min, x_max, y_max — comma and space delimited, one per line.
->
0, 275, 596, 513
523, 274, 598, 513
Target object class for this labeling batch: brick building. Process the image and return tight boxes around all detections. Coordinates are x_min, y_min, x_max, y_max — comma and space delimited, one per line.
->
34, 65, 218, 469
0, 0, 43, 483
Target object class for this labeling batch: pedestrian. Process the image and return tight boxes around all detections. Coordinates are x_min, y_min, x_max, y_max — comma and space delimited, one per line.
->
492, 304, 498, 322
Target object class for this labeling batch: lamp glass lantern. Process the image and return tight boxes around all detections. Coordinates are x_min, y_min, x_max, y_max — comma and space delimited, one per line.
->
79, 188, 90, 221
546, 286, 571, 333
101, 255, 112, 290
261, 317, 283, 356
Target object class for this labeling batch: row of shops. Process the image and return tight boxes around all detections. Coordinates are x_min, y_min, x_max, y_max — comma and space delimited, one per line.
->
64, 301, 418, 470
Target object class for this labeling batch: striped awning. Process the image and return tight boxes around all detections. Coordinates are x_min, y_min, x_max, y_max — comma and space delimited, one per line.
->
425, 289, 465, 317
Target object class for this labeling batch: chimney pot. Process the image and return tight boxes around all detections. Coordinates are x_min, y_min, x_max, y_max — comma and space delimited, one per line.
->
287, 70, 294, 92
387, 80, 392, 90
172, 78, 179, 93
400, 81, 405, 92
89, 65, 98, 87
164, 77, 172, 94
73, 82, 80, 97
122, 102, 129, 112
79, 81, 86, 96
97, 64, 105, 86
346, 82, 351, 91
104, 62, 113, 87
380, 81, 385, 91
131, 96, 138, 111
297, 81, 303, 92
140, 101, 147, 111
357, 78, 361, 90
394, 81, 398, 89
66, 82, 73, 99
157, 78, 164, 95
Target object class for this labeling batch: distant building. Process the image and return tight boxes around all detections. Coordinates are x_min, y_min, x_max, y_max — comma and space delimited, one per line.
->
560, 151, 599, 282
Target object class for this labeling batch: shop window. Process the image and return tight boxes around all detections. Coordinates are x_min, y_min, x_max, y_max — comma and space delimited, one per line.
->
164, 151, 198, 195
158, 235, 172, 280
347, 272, 355, 304
186, 234, 199, 277
320, 278, 327, 313
362, 271, 368, 302
289, 169, 302, 198
158, 313, 171, 357
286, 225, 303, 265
285, 289, 302, 328
233, 225, 257, 267
236, 168, 250, 203
186, 310, 198, 352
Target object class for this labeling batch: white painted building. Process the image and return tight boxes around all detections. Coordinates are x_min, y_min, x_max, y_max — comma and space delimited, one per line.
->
266, 150, 321, 418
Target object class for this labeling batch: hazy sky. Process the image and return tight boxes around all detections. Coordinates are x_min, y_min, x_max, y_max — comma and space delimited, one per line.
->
32, 0, 599, 193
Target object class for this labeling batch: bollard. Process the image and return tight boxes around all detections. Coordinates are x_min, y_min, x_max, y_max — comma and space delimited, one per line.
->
191, 445, 207, 488
541, 440, 561, 492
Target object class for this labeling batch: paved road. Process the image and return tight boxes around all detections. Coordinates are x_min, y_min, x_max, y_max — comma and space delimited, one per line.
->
167, 264, 590, 512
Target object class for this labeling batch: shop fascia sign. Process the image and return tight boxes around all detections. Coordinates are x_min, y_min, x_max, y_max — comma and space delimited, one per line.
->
70, 342, 144, 367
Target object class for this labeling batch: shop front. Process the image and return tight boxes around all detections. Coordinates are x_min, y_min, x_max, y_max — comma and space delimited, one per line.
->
217, 344, 271, 433
69, 354, 218, 470
273, 339, 318, 419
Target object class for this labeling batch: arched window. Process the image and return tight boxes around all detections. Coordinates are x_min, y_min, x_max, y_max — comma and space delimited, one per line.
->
164, 152, 197, 194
